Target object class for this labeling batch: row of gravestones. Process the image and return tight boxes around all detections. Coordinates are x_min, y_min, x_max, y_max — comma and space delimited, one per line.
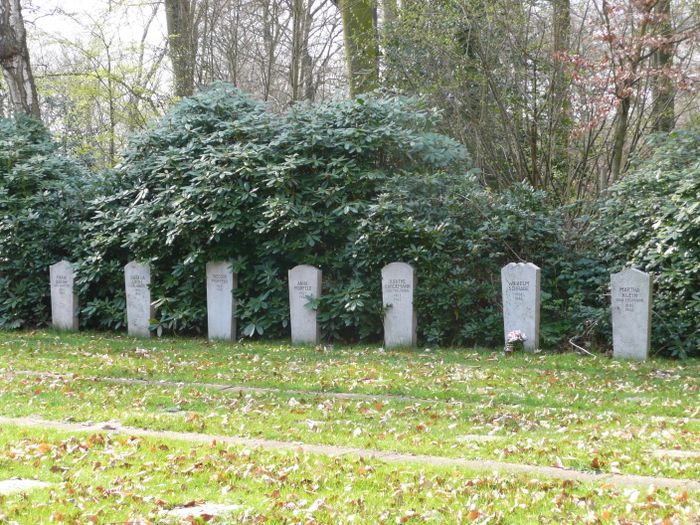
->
49, 260, 652, 360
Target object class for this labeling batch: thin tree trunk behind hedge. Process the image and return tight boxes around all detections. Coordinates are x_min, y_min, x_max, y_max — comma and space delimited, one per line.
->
0, 0, 40, 118
337, 0, 378, 96
165, 0, 196, 98
651, 0, 675, 132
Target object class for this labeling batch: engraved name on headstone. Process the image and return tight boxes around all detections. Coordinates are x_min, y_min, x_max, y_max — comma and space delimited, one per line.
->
50, 260, 78, 330
611, 268, 652, 360
288, 265, 322, 344
206, 261, 238, 340
125, 261, 153, 337
382, 262, 416, 348
501, 262, 541, 352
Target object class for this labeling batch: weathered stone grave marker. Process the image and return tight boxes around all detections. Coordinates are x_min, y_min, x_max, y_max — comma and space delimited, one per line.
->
0, 479, 51, 495
611, 268, 652, 360
125, 261, 153, 337
288, 265, 322, 344
501, 262, 541, 352
382, 262, 416, 347
206, 261, 238, 340
163, 503, 242, 520
50, 260, 78, 330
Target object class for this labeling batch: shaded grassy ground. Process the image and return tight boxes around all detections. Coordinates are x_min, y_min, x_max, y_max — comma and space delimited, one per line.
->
1, 425, 698, 524
0, 330, 698, 523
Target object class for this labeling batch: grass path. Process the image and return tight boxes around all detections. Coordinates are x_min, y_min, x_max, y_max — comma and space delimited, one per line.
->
2, 414, 699, 492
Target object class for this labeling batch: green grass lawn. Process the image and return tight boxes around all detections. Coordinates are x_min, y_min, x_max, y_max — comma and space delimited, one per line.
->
3, 425, 696, 525
0, 330, 698, 523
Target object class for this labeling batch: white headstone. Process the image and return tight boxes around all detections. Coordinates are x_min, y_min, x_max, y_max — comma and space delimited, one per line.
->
501, 262, 541, 352
125, 261, 153, 338
49, 260, 78, 330
382, 262, 416, 348
288, 265, 322, 344
611, 268, 652, 360
206, 261, 238, 340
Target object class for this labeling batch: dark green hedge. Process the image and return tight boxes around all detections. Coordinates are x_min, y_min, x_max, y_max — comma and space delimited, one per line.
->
0, 116, 89, 328
591, 130, 700, 358
2, 84, 698, 356
75, 83, 579, 346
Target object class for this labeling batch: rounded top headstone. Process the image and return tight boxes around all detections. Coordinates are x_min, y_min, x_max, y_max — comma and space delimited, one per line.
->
502, 262, 540, 271
290, 264, 320, 272
125, 261, 148, 270
612, 267, 650, 279
382, 262, 414, 274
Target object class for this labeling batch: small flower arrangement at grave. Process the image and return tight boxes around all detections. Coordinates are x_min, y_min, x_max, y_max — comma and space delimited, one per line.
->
505, 330, 527, 355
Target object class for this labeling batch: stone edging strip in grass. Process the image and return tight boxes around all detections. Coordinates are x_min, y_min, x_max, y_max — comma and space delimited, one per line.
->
0, 479, 52, 495
9, 370, 432, 403
653, 450, 700, 459
9, 370, 700, 425
2, 415, 698, 492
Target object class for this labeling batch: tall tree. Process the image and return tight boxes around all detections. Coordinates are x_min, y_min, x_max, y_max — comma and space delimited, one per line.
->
335, 0, 378, 96
290, 0, 313, 102
165, 0, 196, 97
596, 0, 659, 186
0, 0, 40, 118
550, 0, 571, 159
651, 0, 675, 132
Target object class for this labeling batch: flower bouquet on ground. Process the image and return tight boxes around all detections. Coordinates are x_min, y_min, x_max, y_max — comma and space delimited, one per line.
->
505, 330, 527, 356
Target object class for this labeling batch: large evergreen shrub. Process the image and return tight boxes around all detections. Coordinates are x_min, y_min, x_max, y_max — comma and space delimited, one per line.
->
0, 116, 88, 328
79, 83, 475, 338
593, 129, 700, 358
79, 83, 578, 345
349, 174, 571, 346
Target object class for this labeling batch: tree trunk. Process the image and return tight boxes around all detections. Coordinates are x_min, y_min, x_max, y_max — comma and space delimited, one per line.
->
165, 0, 195, 97
549, 0, 570, 187
610, 95, 630, 187
383, 0, 397, 24
552, 0, 569, 57
302, 49, 314, 101
260, 0, 282, 102
290, 0, 314, 102
604, 0, 651, 189
551, 0, 570, 125
336, 0, 378, 96
651, 0, 674, 132
290, 0, 303, 102
225, 4, 242, 87
0, 0, 40, 118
